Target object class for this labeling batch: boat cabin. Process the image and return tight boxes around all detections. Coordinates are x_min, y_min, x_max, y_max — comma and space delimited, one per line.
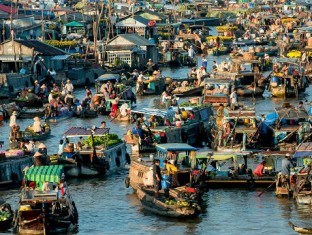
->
60, 127, 127, 177
17, 165, 78, 234
95, 74, 122, 94
203, 79, 232, 106
262, 106, 310, 151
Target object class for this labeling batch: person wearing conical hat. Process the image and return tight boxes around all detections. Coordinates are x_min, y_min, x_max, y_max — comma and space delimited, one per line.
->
33, 116, 42, 134
33, 151, 43, 166
9, 111, 18, 142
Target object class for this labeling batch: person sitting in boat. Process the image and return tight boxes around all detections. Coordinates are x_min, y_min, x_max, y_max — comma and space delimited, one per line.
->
253, 161, 266, 177
190, 67, 197, 78
146, 58, 155, 76
84, 87, 92, 102
39, 84, 48, 98
120, 101, 130, 117
174, 110, 182, 121
33, 117, 42, 134
181, 108, 189, 121
19, 140, 27, 151
188, 110, 195, 120
25, 139, 35, 153
165, 119, 171, 126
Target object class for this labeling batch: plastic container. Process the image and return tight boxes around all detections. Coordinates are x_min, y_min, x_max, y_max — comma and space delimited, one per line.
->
161, 175, 170, 189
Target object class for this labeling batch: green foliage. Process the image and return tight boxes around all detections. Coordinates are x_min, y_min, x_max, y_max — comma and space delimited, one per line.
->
82, 134, 122, 147
0, 211, 11, 221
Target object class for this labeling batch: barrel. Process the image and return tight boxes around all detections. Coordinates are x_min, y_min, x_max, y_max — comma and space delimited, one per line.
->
161, 175, 170, 189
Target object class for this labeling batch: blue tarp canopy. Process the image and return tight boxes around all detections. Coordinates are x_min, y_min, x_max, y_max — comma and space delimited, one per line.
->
96, 74, 120, 82
156, 143, 199, 153
131, 108, 173, 118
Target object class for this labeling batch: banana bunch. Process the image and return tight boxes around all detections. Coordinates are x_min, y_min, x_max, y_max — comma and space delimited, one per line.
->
286, 50, 301, 58
45, 40, 78, 48
49, 154, 60, 164
165, 199, 176, 205
281, 18, 298, 24
177, 201, 190, 207
216, 26, 238, 32
206, 36, 234, 42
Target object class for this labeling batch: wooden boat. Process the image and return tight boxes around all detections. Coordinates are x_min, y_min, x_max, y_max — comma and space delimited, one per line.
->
197, 150, 277, 188
125, 106, 213, 153
17, 108, 45, 119
14, 165, 78, 234
127, 143, 204, 191
136, 77, 166, 96
136, 185, 201, 218
236, 85, 265, 97
74, 109, 98, 118
12, 97, 44, 108
55, 127, 129, 177
255, 48, 278, 57
114, 114, 131, 122
44, 106, 74, 122
289, 221, 312, 234
172, 86, 204, 97
16, 125, 51, 141
0, 153, 33, 190
0, 201, 13, 231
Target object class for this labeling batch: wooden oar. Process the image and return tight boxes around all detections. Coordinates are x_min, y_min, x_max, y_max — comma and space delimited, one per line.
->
257, 181, 276, 197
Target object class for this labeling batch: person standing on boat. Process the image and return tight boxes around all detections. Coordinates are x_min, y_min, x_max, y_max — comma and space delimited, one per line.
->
230, 88, 238, 110
201, 54, 207, 69
64, 79, 74, 95
9, 111, 18, 142
188, 46, 195, 61
146, 59, 155, 75
32, 117, 42, 134
253, 161, 266, 177
163, 160, 179, 188
100, 121, 106, 128
58, 139, 65, 156
281, 154, 294, 177
153, 159, 162, 197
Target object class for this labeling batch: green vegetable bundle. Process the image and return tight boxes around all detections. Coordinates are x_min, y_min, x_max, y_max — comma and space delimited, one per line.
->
82, 134, 122, 147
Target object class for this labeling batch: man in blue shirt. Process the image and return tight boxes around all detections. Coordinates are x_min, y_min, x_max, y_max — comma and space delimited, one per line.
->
281, 154, 293, 176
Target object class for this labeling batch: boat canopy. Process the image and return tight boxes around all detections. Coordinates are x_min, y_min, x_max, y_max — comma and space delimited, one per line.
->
294, 142, 312, 158
273, 58, 299, 64
25, 165, 64, 183
131, 108, 172, 118
156, 143, 199, 153
64, 127, 109, 137
95, 74, 120, 83
196, 150, 252, 159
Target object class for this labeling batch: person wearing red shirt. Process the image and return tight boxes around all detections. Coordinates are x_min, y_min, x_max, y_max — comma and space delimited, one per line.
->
254, 161, 266, 177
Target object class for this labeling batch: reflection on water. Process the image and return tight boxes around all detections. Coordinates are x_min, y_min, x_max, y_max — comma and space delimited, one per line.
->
0, 54, 312, 234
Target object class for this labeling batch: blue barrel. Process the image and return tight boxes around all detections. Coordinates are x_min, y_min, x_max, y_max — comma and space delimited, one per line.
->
272, 76, 279, 83
161, 175, 170, 189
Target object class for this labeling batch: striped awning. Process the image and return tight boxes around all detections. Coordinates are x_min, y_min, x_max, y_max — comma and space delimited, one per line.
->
25, 165, 64, 183
64, 127, 109, 137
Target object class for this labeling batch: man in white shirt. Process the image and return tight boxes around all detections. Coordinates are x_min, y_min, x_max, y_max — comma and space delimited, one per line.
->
230, 88, 238, 110
64, 79, 74, 95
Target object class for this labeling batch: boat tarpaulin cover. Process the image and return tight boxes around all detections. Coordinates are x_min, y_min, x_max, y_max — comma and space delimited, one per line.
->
25, 165, 64, 183
156, 143, 199, 153
294, 142, 312, 158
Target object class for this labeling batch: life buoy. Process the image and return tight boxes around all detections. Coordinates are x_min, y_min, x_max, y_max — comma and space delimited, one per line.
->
126, 153, 131, 164
125, 177, 130, 188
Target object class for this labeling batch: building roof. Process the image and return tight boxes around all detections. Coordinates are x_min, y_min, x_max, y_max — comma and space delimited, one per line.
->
109, 34, 155, 47
106, 44, 136, 51
116, 15, 149, 27
14, 39, 67, 56
135, 9, 167, 20
0, 4, 17, 14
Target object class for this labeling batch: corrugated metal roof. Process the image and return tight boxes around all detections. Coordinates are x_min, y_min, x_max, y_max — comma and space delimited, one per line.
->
120, 33, 155, 46
64, 127, 109, 137
14, 39, 67, 56
0, 4, 17, 14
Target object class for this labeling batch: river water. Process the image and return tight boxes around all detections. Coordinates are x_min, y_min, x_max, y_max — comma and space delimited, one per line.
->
1, 56, 312, 234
